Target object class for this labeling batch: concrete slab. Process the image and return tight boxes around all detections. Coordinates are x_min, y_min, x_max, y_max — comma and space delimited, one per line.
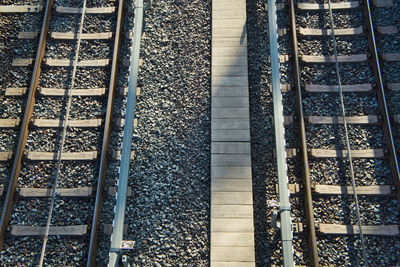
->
211, 119, 250, 130
211, 179, 252, 192
211, 205, 253, 218
212, 130, 250, 141
211, 166, 252, 179
212, 97, 249, 108
211, 142, 251, 154
212, 76, 248, 87
212, 108, 249, 119
213, 46, 247, 57
211, 232, 254, 246
212, 66, 248, 77
212, 87, 249, 97
211, 192, 253, 205
211, 247, 255, 262
211, 218, 254, 232
212, 56, 247, 66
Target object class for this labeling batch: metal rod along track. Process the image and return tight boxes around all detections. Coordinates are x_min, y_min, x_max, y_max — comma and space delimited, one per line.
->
108, 0, 145, 265
362, 0, 400, 200
0, 0, 54, 249
288, 0, 319, 265
267, 0, 294, 265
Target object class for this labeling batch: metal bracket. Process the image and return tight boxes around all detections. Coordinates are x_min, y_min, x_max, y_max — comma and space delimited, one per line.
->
121, 255, 130, 267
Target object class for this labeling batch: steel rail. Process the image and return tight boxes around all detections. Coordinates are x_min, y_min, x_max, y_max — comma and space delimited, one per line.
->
87, 0, 125, 265
108, 0, 144, 265
0, 0, 54, 250
363, 0, 400, 200
267, 0, 294, 265
288, 0, 319, 265
326, 0, 368, 264
38, 0, 88, 265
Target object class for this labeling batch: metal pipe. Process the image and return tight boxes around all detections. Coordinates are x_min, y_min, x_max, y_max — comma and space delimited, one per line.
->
0, 0, 54, 250
288, 0, 319, 265
108, 0, 144, 265
267, 0, 294, 265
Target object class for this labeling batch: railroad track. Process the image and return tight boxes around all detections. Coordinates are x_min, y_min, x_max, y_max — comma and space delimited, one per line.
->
265, 0, 400, 265
0, 0, 142, 265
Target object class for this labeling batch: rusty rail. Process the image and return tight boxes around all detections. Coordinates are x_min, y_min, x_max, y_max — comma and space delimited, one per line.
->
86, 0, 125, 265
0, 0, 54, 249
288, 0, 319, 265
362, 0, 400, 200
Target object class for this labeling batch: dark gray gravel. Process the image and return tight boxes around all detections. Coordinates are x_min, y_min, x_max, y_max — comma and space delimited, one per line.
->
102, 0, 212, 266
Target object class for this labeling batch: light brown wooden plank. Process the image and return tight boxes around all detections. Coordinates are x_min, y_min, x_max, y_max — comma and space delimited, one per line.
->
212, 76, 248, 87
32, 119, 102, 128
213, 37, 248, 47
212, 66, 248, 77
211, 232, 254, 247
11, 225, 87, 236
18, 31, 39, 39
306, 115, 379, 124
12, 58, 33, 66
211, 205, 253, 218
211, 247, 255, 262
212, 166, 252, 179
212, 19, 246, 29
213, 47, 247, 57
0, 5, 43, 13
300, 54, 367, 63
211, 263, 255, 267
212, 142, 250, 154
39, 87, 106, 96
51, 32, 113, 40
304, 84, 373, 92
212, 108, 249, 119
319, 224, 399, 236
18, 187, 93, 197
211, 154, 251, 166
212, 192, 253, 205
310, 149, 385, 158
296, 2, 359, 9
0, 119, 20, 128
211, 218, 254, 232
212, 56, 247, 66
212, 97, 249, 108
27, 151, 98, 160
212, 10, 246, 20
211, 179, 252, 192
213, 2, 246, 11
298, 26, 363, 36
213, 28, 247, 38
55, 6, 115, 14
212, 87, 249, 97
45, 59, 109, 67
211, 119, 249, 130
5, 87, 27, 96
0, 152, 12, 161
313, 185, 393, 195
